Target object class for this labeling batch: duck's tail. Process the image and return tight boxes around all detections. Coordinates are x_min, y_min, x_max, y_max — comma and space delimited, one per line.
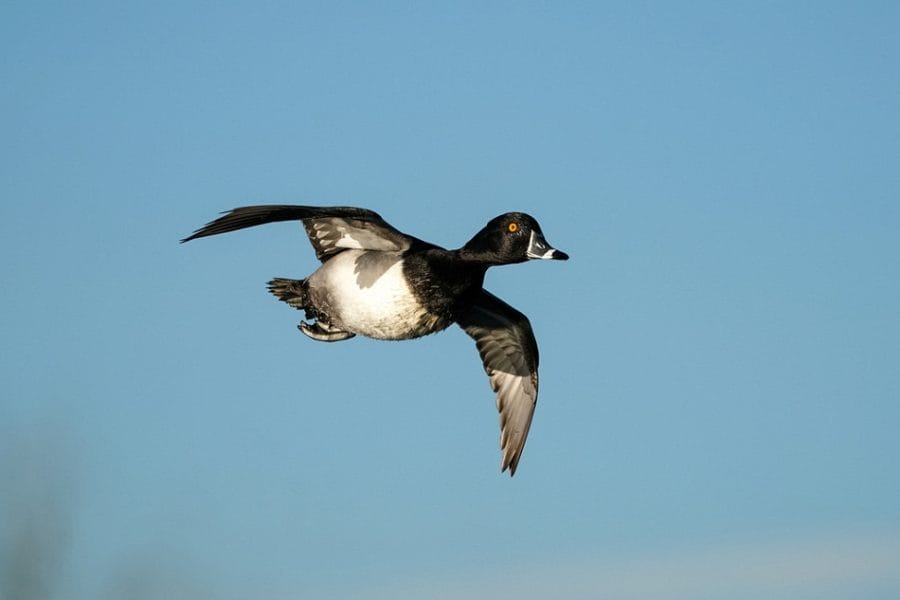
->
267, 277, 309, 310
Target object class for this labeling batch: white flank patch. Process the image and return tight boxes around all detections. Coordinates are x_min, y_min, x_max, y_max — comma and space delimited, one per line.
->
308, 250, 428, 339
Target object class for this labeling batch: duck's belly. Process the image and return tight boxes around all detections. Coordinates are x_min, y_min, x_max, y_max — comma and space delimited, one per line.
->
307, 250, 445, 340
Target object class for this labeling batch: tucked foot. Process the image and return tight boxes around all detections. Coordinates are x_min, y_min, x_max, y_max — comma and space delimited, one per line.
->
298, 321, 355, 342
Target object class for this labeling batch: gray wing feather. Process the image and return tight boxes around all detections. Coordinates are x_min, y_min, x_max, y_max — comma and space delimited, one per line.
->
457, 290, 539, 476
303, 216, 410, 260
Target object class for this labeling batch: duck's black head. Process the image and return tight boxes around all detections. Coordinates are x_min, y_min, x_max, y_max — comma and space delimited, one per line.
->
461, 212, 569, 265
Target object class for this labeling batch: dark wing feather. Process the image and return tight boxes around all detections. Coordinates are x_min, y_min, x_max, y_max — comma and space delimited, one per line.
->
181, 205, 415, 260
457, 290, 540, 476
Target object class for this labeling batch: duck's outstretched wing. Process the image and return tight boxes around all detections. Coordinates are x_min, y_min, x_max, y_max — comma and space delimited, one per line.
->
457, 290, 540, 476
181, 205, 417, 260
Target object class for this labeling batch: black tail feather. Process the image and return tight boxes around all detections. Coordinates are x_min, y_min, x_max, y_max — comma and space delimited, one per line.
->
267, 277, 308, 310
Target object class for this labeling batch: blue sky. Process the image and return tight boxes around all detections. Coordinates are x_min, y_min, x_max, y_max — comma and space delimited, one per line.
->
2, 2, 899, 598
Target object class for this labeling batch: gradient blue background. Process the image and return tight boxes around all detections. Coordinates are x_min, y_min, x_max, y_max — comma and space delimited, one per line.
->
2, 2, 899, 598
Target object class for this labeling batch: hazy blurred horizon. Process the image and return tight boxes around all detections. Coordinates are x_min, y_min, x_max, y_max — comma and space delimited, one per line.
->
4, 419, 900, 599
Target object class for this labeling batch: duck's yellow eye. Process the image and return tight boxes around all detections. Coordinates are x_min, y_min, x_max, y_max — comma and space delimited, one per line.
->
507, 222, 518, 233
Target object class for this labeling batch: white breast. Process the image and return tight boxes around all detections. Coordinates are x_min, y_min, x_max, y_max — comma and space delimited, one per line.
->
307, 250, 436, 340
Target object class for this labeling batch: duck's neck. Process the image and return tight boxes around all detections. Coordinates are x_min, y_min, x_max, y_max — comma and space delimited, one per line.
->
411, 248, 488, 302
455, 246, 504, 267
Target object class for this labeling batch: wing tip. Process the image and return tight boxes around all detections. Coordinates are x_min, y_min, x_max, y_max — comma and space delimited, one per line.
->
501, 450, 521, 477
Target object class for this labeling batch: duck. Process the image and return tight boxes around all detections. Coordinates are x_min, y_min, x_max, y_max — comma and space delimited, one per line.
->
182, 205, 568, 475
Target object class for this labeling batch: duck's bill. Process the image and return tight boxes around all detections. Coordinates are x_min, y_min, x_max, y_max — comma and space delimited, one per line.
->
526, 230, 569, 260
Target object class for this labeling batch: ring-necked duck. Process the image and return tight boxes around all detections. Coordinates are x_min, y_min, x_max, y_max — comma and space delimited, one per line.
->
182, 205, 568, 476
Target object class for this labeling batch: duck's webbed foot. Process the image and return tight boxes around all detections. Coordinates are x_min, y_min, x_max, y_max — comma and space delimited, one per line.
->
298, 320, 355, 342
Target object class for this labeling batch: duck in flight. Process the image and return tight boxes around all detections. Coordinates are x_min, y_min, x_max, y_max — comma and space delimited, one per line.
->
182, 205, 568, 475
